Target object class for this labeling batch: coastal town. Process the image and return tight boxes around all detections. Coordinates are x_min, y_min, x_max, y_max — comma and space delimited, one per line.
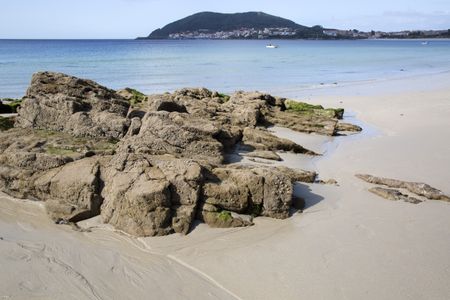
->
168, 27, 299, 39
323, 28, 450, 39
167, 27, 450, 39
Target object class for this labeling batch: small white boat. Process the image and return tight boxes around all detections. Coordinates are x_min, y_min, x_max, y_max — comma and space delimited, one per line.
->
421, 41, 429, 45
266, 44, 278, 49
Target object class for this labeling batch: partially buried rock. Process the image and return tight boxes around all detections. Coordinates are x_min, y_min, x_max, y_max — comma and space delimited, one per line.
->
369, 187, 422, 204
336, 122, 362, 133
199, 209, 254, 228
356, 174, 450, 202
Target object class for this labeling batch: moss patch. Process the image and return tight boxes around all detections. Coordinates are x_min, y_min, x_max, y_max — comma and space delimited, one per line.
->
218, 210, 232, 222
125, 88, 147, 106
0, 116, 14, 131
218, 93, 230, 103
45, 145, 78, 156
285, 100, 324, 111
285, 100, 344, 119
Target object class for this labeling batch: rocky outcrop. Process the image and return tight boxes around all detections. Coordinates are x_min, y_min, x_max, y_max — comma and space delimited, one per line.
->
356, 174, 450, 202
0, 72, 362, 237
15, 72, 131, 139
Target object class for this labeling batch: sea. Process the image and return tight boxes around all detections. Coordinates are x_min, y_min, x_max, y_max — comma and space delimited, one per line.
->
1, 39, 450, 99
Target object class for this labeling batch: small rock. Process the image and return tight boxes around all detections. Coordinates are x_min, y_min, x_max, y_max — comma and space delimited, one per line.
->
199, 210, 254, 228
317, 178, 338, 185
241, 150, 282, 161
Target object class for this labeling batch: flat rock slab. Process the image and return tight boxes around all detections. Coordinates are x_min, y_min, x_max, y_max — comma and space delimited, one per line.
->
369, 187, 422, 204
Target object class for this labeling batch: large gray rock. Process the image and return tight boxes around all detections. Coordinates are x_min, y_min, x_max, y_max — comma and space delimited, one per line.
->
35, 157, 103, 222
15, 72, 131, 139
100, 154, 204, 236
148, 156, 203, 234
202, 165, 293, 219
100, 154, 173, 237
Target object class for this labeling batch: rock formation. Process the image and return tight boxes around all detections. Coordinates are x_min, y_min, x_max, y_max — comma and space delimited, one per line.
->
356, 174, 450, 203
0, 71, 359, 237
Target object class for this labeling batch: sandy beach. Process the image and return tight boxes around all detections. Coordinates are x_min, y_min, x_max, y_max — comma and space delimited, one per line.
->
1, 72, 449, 300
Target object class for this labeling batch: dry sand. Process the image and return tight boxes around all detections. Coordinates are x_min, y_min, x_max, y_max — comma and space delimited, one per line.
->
1, 73, 449, 300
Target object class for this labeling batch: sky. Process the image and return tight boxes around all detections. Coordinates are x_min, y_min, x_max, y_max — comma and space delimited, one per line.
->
1, 0, 449, 39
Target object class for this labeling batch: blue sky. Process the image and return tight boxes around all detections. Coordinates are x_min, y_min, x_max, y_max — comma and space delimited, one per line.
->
1, 0, 449, 38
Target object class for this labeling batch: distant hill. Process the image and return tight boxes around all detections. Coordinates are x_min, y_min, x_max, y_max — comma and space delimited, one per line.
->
139, 11, 325, 39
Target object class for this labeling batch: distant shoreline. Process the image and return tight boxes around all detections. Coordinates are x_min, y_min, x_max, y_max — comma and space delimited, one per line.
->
1, 38, 450, 41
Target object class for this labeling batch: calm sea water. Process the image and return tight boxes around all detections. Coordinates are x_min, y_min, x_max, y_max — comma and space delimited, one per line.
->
1, 39, 450, 98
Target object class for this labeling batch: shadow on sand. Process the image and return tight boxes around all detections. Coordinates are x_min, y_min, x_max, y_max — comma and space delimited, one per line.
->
293, 182, 324, 210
